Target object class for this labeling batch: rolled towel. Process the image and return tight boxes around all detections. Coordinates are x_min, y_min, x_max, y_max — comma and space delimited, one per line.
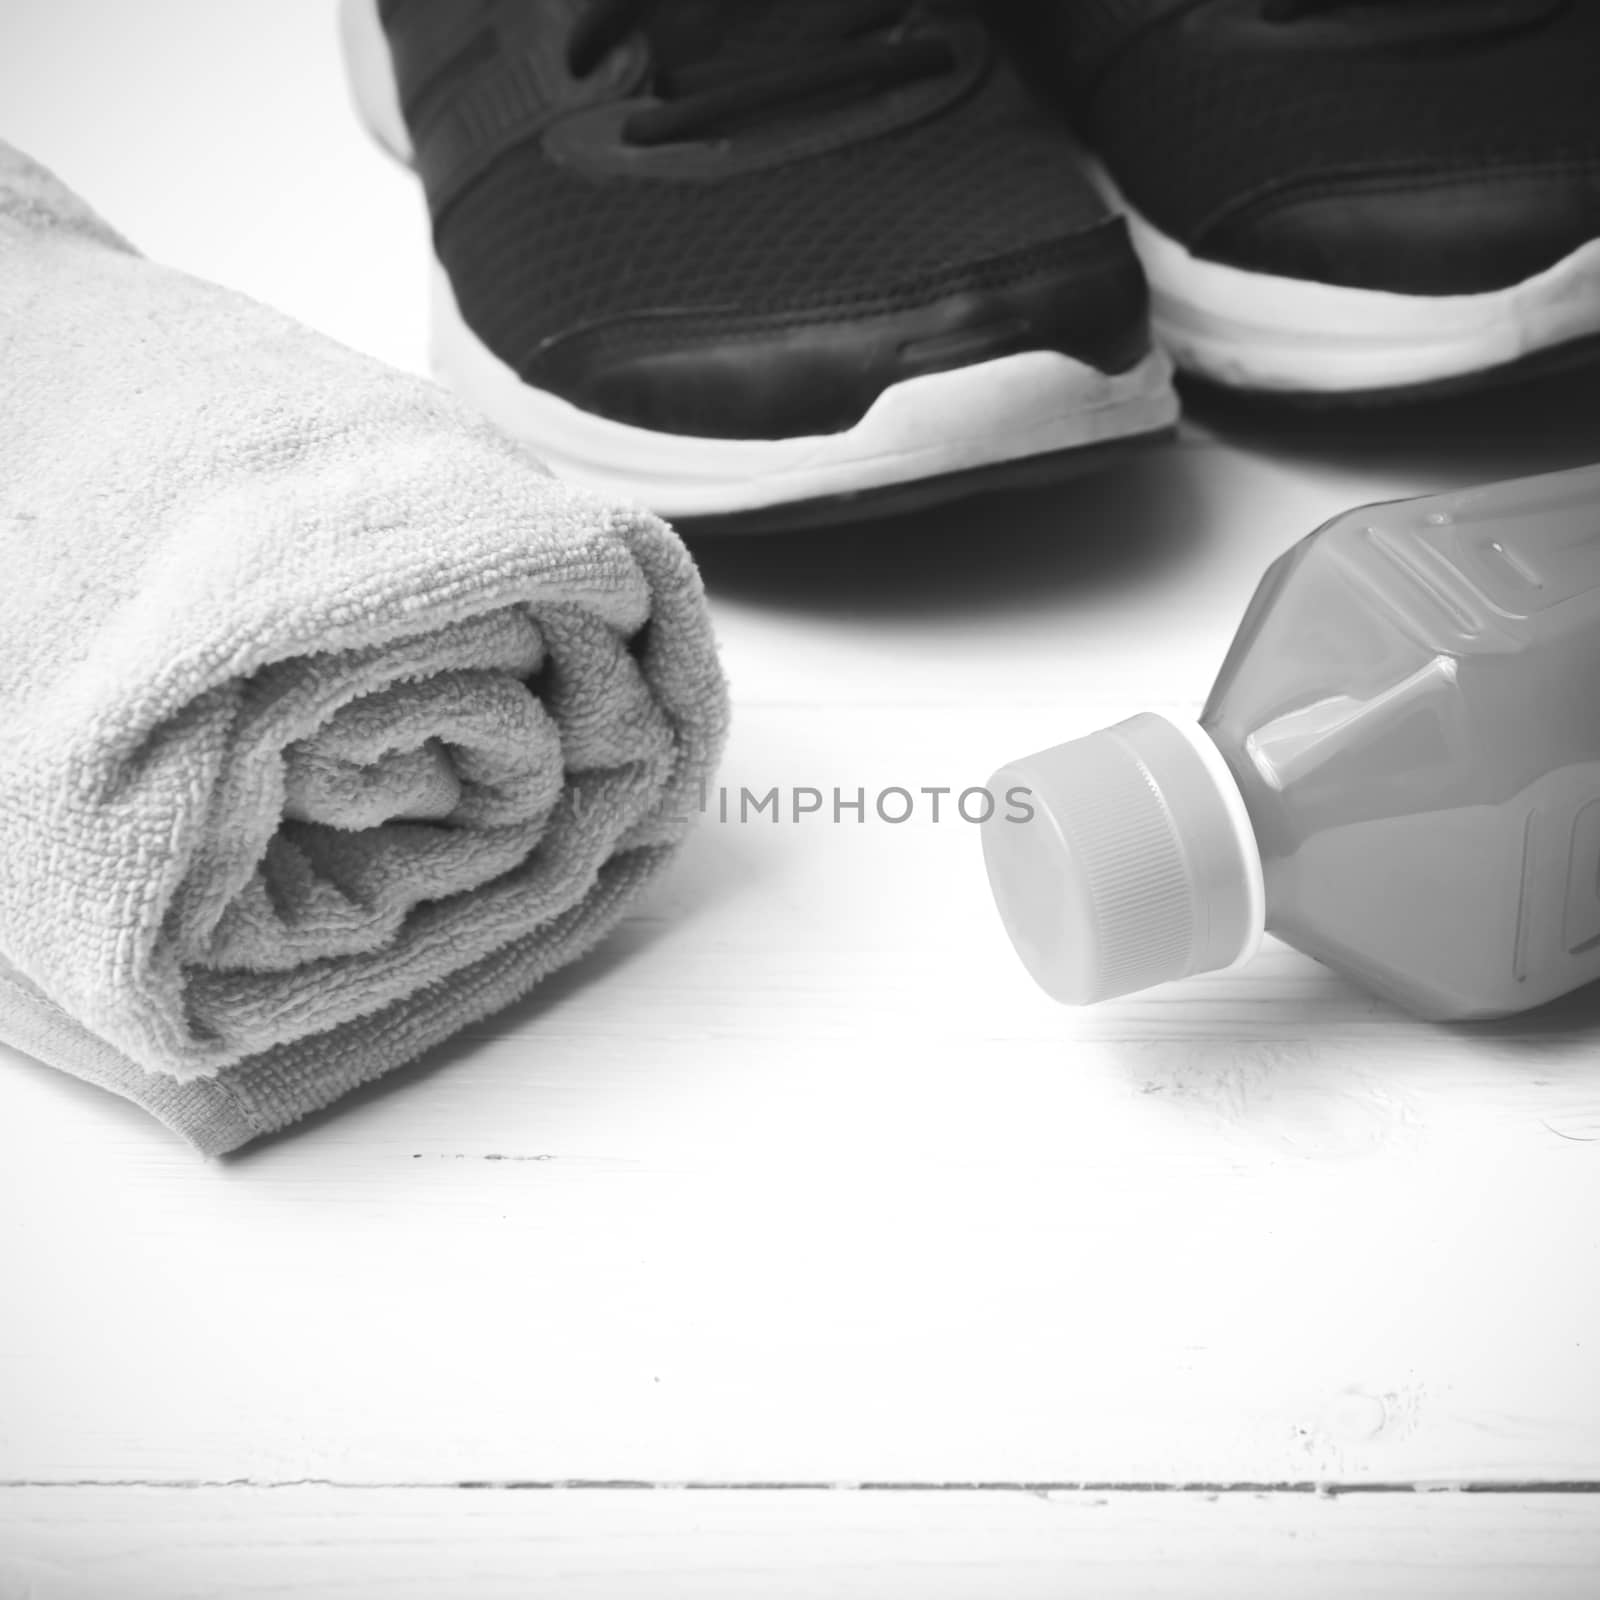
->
0, 143, 729, 1155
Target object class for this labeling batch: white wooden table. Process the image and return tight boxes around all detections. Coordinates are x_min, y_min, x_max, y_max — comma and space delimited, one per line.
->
5, 5, 1600, 1594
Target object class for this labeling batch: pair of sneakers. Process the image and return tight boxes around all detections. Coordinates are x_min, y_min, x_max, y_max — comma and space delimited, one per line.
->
343, 0, 1600, 533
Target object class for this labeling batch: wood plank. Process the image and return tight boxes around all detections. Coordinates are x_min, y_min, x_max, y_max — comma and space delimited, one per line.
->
3, 1487, 1599, 1599
7, 0, 1600, 1537
4, 704, 1600, 1487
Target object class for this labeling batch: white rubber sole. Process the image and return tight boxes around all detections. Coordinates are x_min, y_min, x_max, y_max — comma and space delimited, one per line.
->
340, 0, 411, 164
425, 261, 1178, 518
1104, 178, 1600, 396
338, 0, 1178, 520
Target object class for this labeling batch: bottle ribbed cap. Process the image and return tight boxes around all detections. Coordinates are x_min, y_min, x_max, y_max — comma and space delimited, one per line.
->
982, 713, 1264, 1006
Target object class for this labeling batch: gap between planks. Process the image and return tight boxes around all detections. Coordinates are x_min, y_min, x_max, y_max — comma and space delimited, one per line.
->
8, 1479, 1600, 1494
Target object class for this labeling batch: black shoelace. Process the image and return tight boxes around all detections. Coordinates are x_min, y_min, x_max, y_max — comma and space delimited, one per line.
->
566, 0, 959, 146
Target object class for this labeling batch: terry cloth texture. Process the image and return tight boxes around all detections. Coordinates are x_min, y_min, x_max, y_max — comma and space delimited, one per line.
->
0, 143, 729, 1156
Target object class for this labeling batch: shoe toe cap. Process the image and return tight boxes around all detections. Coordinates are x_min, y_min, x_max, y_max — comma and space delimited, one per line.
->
1196, 165, 1600, 294
522, 222, 1153, 440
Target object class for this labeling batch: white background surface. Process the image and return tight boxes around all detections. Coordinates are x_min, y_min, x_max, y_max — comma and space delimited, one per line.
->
5, 3, 1600, 1595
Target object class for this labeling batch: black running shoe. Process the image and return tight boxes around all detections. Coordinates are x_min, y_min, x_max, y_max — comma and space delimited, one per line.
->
340, 0, 1177, 530
1005, 0, 1600, 401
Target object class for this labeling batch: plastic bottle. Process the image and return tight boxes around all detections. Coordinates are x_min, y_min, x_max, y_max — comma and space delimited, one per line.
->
982, 462, 1600, 1021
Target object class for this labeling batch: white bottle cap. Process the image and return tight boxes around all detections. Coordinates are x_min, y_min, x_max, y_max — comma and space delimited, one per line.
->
982, 712, 1265, 1005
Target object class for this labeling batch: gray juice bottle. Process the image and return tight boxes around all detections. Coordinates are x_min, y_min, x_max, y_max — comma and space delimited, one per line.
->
982, 462, 1600, 1021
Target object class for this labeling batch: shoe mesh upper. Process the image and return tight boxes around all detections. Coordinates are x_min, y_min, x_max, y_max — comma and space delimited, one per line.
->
1016, 0, 1600, 248
385, 4, 1117, 373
